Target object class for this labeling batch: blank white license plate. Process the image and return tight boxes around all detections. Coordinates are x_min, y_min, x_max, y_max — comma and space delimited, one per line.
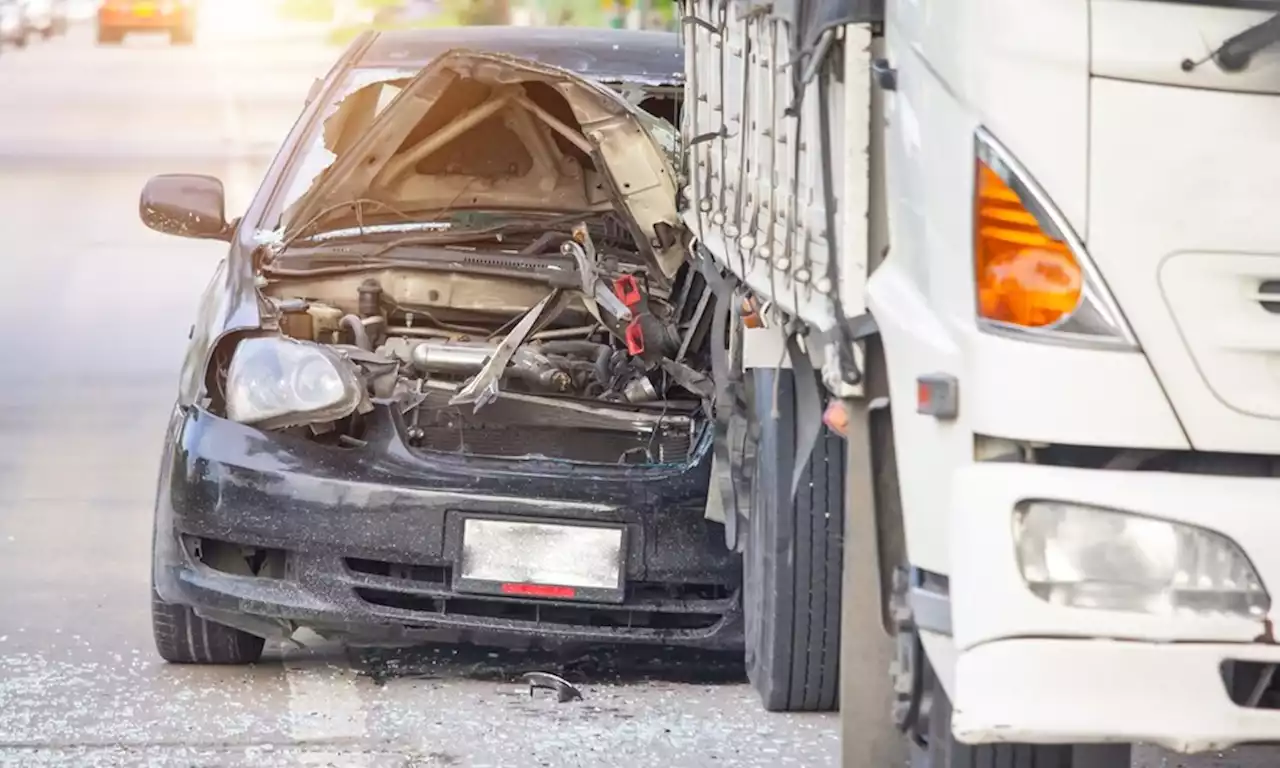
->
456, 518, 625, 602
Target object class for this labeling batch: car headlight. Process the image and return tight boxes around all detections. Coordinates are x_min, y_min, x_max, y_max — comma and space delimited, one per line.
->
1013, 500, 1269, 619
973, 129, 1137, 350
225, 336, 361, 430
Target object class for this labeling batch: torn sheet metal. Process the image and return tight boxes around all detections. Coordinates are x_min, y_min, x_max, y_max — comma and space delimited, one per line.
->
449, 291, 560, 411
280, 50, 684, 279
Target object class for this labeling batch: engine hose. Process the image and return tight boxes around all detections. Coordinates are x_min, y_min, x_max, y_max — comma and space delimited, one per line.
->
340, 314, 372, 351
536, 341, 612, 387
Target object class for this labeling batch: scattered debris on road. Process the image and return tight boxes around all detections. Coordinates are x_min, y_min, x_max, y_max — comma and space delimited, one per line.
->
522, 671, 583, 703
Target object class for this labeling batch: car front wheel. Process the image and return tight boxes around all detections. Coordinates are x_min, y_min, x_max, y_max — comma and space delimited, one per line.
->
151, 586, 265, 664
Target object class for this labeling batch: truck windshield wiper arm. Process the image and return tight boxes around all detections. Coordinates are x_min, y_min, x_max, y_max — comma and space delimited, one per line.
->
1183, 12, 1280, 73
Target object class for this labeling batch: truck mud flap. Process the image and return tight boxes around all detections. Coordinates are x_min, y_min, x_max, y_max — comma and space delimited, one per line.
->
699, 252, 751, 551
698, 247, 825, 540
785, 330, 825, 502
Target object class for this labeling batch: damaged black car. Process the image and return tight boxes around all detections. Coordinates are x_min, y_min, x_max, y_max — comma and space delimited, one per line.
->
143, 27, 740, 663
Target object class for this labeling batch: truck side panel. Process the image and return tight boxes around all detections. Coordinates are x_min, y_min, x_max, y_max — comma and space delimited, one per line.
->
681, 0, 873, 335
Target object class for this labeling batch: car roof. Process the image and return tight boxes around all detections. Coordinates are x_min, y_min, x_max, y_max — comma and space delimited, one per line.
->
356, 25, 683, 84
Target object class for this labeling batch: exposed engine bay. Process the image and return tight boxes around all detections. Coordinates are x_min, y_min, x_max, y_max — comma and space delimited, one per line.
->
234, 51, 716, 466
258, 223, 715, 466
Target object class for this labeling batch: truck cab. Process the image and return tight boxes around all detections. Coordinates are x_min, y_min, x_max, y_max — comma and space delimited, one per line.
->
680, 0, 1280, 764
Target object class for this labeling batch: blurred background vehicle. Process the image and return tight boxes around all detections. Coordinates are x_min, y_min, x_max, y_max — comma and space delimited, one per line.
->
0, 0, 24, 48
19, 0, 59, 39
49, 0, 69, 34
96, 0, 196, 45
67, 0, 95, 19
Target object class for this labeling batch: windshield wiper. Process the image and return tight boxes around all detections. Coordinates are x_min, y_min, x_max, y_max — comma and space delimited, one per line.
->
1183, 12, 1280, 73
275, 210, 613, 253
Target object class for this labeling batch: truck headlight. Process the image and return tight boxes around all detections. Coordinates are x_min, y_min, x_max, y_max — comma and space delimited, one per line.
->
1013, 500, 1269, 619
973, 129, 1137, 350
225, 337, 361, 430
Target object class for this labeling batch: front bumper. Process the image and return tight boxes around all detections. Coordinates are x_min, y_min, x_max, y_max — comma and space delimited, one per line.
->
946, 462, 1280, 753
153, 406, 742, 650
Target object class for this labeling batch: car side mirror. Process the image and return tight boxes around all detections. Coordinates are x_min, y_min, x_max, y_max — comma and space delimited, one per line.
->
139, 174, 232, 241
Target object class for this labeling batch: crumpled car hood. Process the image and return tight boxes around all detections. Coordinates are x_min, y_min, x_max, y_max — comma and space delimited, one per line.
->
283, 49, 684, 278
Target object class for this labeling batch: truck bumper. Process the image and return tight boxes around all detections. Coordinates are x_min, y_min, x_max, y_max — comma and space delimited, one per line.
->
946, 462, 1280, 753
955, 638, 1280, 754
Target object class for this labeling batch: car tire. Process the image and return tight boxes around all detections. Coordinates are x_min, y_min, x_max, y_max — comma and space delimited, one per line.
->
13, 29, 26, 47
168, 26, 193, 45
912, 658, 1133, 768
40, 24, 53, 39
152, 588, 265, 664
95, 26, 121, 44
743, 367, 844, 712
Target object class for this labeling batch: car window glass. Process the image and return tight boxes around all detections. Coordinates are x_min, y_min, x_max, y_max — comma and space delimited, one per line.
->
272, 69, 412, 227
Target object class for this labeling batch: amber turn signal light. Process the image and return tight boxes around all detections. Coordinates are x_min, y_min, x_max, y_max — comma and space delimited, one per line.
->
974, 161, 1082, 328
741, 296, 764, 328
822, 401, 848, 438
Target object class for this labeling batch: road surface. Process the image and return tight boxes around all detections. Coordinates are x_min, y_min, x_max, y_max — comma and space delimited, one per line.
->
0, 18, 1271, 768
0, 22, 836, 768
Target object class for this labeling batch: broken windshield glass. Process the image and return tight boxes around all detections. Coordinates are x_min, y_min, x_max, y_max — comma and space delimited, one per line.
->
276, 67, 418, 219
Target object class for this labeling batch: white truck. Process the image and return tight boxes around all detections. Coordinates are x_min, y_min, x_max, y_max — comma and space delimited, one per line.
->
680, 0, 1280, 765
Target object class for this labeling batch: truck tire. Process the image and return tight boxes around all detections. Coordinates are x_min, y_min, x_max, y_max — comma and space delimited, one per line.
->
744, 367, 844, 712
914, 658, 1132, 768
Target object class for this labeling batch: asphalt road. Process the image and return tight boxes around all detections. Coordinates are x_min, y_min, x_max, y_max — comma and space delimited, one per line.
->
0, 19, 1273, 768
0, 21, 836, 768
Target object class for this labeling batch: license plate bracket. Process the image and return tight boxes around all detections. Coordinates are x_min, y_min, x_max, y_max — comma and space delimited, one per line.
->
454, 516, 627, 604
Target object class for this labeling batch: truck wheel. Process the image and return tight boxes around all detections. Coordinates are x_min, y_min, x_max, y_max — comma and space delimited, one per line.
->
744, 367, 844, 712
914, 657, 1132, 768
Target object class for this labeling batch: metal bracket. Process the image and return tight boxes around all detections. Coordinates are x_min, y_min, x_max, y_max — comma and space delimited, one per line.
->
682, 15, 722, 34
688, 128, 729, 147
871, 58, 897, 91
